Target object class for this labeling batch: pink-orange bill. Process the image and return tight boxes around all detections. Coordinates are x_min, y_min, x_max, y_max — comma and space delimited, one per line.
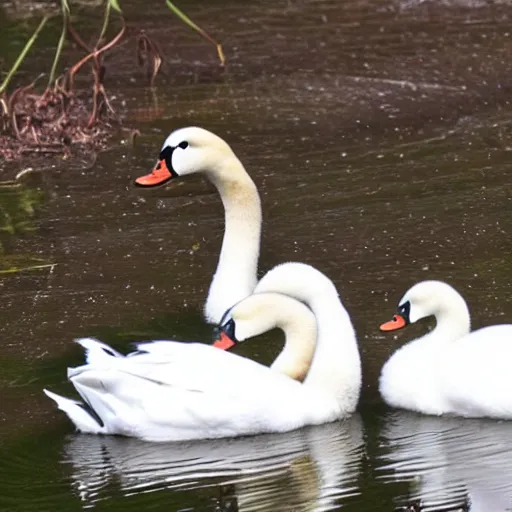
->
213, 331, 236, 350
135, 159, 173, 187
380, 314, 406, 332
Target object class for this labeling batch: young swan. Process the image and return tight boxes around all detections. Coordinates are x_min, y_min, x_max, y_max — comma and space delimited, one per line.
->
379, 280, 512, 419
216, 262, 362, 414
135, 127, 261, 324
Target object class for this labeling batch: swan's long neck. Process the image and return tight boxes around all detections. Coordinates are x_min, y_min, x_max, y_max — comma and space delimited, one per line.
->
270, 307, 317, 382
204, 156, 262, 324
303, 292, 361, 410
427, 292, 471, 344
253, 263, 362, 409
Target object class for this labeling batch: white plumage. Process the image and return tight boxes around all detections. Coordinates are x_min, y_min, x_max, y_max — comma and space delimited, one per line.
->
45, 263, 361, 441
380, 280, 512, 419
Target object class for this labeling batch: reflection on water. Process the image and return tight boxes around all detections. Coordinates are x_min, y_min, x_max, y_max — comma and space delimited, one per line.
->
0, 177, 49, 272
379, 411, 512, 511
63, 417, 364, 511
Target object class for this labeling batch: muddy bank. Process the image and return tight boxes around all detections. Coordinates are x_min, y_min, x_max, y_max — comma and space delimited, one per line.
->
0, 88, 120, 162
0, 0, 227, 169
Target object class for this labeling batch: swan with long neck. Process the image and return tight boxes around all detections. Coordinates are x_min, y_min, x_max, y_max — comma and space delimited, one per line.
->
44, 263, 361, 441
230, 262, 361, 412
135, 127, 261, 324
379, 280, 512, 419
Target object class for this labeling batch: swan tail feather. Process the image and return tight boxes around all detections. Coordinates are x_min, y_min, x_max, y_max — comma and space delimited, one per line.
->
43, 389, 106, 434
72, 379, 133, 435
75, 337, 124, 365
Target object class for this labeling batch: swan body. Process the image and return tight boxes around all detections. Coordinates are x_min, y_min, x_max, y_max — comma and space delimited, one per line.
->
45, 263, 361, 441
135, 127, 261, 324
379, 280, 512, 419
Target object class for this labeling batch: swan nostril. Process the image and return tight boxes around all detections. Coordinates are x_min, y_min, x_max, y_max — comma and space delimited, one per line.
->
393, 316, 398, 322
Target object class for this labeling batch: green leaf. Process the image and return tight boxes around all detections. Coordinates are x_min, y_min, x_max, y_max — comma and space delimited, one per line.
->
165, 0, 225, 65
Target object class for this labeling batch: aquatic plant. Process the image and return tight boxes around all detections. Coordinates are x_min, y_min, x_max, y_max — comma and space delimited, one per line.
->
136, 1, 225, 88
0, 0, 126, 157
0, 0, 224, 161
165, 1, 225, 66
0, 16, 49, 123
47, 0, 70, 89
65, 0, 126, 126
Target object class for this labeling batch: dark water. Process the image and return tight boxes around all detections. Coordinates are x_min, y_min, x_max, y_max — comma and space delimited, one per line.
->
1, 0, 512, 510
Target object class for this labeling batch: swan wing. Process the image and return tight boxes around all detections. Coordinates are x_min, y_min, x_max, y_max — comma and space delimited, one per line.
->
63, 339, 315, 441
71, 340, 300, 396
442, 325, 512, 418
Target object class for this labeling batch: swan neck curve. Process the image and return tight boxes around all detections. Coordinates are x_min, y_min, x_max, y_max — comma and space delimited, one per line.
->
203, 156, 262, 323
270, 307, 317, 382
429, 292, 471, 342
303, 293, 361, 410
253, 264, 362, 410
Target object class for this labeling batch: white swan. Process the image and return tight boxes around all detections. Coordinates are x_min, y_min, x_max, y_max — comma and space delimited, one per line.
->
135, 127, 261, 324
44, 263, 361, 441
379, 280, 512, 419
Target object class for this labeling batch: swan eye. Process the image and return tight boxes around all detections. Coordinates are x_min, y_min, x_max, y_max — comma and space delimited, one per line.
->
397, 301, 411, 324
178, 141, 189, 149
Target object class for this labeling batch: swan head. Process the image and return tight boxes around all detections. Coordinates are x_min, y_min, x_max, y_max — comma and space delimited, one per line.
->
212, 291, 316, 351
380, 280, 462, 331
134, 127, 235, 187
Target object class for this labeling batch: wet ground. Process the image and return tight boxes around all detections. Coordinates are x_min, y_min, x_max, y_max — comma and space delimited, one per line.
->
1, 0, 512, 510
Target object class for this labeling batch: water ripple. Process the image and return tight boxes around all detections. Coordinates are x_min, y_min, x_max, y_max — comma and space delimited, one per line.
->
60, 416, 364, 511
377, 411, 512, 511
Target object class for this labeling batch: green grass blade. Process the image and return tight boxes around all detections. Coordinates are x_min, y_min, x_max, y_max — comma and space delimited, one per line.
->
48, 0, 70, 87
0, 263, 56, 275
164, 0, 225, 65
48, 27, 66, 87
0, 16, 50, 95
98, 0, 112, 45
98, 1, 123, 50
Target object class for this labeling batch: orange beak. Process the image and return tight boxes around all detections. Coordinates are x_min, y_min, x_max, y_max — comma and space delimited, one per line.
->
134, 159, 173, 187
380, 314, 407, 332
213, 331, 236, 350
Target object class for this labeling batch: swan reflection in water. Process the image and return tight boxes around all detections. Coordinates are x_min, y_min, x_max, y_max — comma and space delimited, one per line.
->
379, 411, 512, 511
62, 415, 364, 511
